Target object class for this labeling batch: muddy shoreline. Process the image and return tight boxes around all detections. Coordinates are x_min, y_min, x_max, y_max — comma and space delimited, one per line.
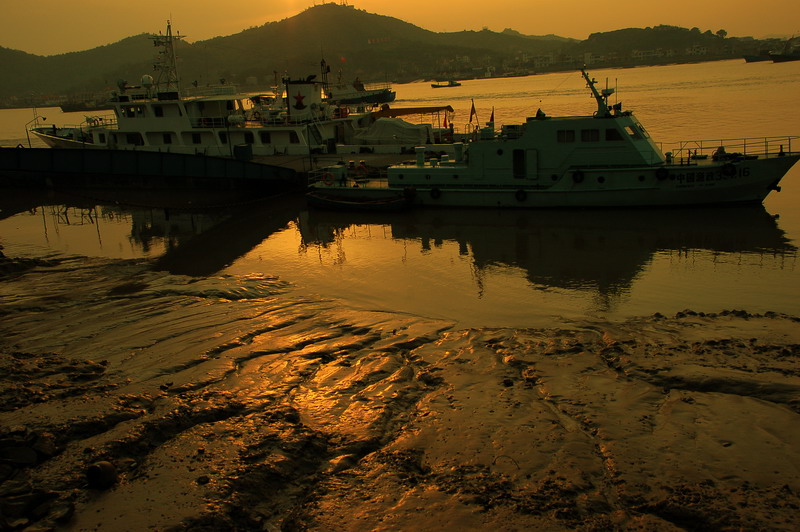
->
1, 253, 799, 530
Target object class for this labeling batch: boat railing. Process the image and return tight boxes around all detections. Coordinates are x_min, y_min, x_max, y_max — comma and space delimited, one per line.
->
192, 111, 352, 129
309, 167, 391, 188
84, 115, 116, 128
37, 115, 116, 132
665, 136, 798, 162
362, 82, 393, 91
183, 85, 240, 98
190, 117, 229, 128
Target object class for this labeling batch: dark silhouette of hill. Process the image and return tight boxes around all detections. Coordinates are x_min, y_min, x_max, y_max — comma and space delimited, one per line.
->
179, 5, 570, 86
580, 25, 729, 53
0, 4, 576, 101
1, 35, 158, 101
501, 29, 576, 43
0, 4, 778, 103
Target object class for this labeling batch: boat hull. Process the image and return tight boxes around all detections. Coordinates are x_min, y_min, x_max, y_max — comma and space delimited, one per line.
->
743, 55, 771, 63
328, 88, 396, 105
771, 54, 800, 63
309, 155, 799, 208
306, 191, 411, 211
31, 129, 96, 149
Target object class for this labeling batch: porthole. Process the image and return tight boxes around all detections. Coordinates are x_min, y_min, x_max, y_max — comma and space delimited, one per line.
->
638, 175, 645, 182
597, 176, 605, 183
497, 149, 504, 156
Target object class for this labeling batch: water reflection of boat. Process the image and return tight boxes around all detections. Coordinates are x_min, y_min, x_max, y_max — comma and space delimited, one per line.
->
152, 195, 304, 276
0, 191, 302, 276
299, 205, 795, 296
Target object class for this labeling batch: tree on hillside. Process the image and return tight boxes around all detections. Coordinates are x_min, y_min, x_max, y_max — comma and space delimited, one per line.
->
716, 29, 727, 39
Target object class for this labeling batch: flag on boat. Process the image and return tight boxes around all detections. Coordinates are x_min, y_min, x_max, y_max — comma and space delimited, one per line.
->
489, 107, 494, 123
469, 99, 476, 123
443, 113, 448, 128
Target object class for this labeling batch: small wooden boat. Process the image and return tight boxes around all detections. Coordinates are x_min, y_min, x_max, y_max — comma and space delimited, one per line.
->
305, 190, 412, 211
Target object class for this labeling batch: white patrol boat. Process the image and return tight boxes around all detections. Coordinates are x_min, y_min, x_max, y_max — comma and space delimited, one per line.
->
307, 69, 799, 209
29, 23, 382, 158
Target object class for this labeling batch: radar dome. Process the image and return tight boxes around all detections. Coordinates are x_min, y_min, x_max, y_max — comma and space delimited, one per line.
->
141, 75, 154, 87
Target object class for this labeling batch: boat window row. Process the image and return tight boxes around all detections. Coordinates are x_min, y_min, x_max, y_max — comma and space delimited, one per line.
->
121, 106, 146, 119
110, 130, 302, 146
556, 127, 635, 143
217, 131, 300, 144
118, 105, 183, 119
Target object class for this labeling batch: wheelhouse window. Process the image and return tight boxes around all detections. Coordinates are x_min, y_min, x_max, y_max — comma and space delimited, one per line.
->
244, 132, 254, 144
122, 105, 145, 118
289, 131, 300, 144
624, 125, 642, 139
260, 131, 271, 143
605, 128, 624, 141
154, 106, 164, 117
162, 133, 172, 144
192, 133, 202, 144
512, 149, 526, 179
557, 129, 575, 143
581, 129, 600, 142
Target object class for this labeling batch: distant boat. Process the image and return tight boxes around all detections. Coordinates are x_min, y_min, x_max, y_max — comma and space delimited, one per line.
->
320, 60, 396, 105
742, 50, 772, 63
770, 52, 800, 63
324, 81, 396, 105
59, 97, 113, 113
431, 80, 461, 88
770, 36, 800, 62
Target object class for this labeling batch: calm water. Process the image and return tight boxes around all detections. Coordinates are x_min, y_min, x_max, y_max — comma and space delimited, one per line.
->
1, 60, 799, 327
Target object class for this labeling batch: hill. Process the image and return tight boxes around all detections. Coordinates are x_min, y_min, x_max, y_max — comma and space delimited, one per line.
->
0, 4, 575, 103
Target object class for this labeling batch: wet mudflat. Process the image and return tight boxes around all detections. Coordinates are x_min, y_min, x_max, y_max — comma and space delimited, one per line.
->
1, 252, 799, 531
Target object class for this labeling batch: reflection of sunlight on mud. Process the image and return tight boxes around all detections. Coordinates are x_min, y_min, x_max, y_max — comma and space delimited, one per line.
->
2, 255, 800, 530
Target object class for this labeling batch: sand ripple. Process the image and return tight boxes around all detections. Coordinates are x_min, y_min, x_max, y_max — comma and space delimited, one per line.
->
1, 257, 799, 530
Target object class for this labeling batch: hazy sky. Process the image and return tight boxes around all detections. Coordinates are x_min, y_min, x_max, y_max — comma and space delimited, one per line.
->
2, 0, 797, 56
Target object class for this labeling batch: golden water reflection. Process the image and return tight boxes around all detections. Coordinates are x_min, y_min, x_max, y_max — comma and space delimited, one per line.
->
1, 191, 796, 325
291, 206, 796, 321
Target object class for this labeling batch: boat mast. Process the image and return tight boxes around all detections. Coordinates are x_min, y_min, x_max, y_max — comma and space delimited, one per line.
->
581, 69, 614, 118
151, 21, 183, 94
320, 57, 331, 98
